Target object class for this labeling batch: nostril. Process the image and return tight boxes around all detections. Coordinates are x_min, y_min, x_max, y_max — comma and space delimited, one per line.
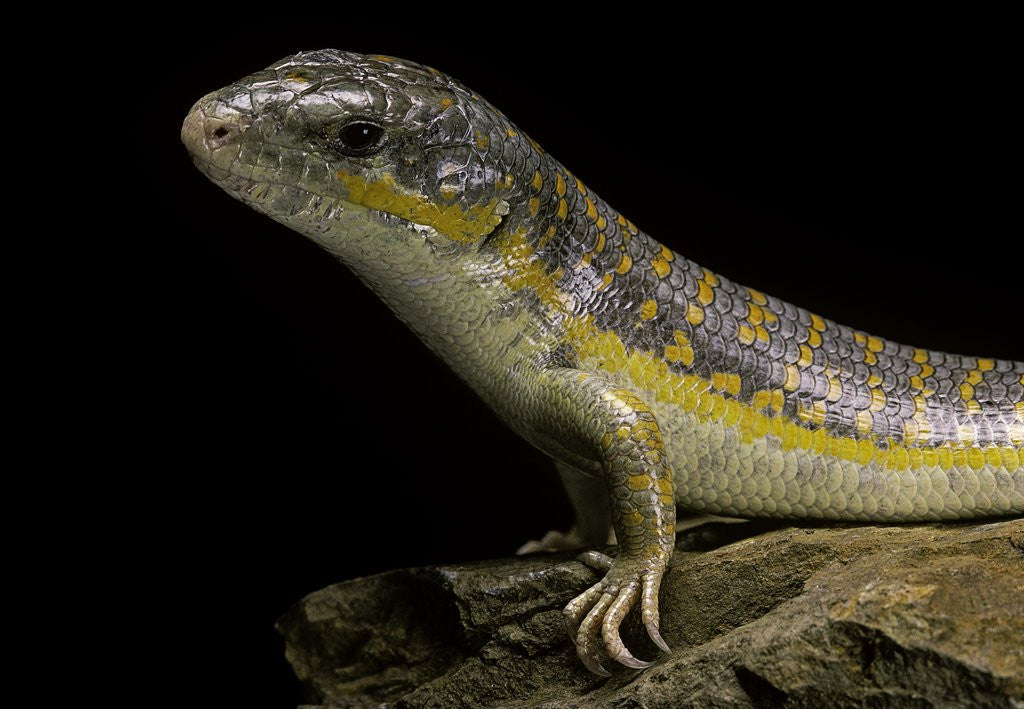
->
212, 126, 230, 139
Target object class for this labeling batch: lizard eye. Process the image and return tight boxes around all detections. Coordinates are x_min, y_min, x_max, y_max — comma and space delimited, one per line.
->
335, 121, 385, 156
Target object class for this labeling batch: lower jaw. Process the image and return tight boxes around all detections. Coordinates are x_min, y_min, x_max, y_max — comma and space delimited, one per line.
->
193, 160, 416, 231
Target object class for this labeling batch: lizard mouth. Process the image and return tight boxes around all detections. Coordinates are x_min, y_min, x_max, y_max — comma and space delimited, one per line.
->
192, 161, 418, 232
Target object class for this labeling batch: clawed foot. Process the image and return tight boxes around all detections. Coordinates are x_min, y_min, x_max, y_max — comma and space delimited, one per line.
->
517, 528, 588, 554
563, 551, 670, 675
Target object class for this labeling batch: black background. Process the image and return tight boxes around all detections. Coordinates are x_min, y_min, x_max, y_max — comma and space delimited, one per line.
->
133, 17, 1020, 706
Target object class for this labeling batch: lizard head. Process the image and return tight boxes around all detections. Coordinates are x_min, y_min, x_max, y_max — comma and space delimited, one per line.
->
182, 50, 534, 284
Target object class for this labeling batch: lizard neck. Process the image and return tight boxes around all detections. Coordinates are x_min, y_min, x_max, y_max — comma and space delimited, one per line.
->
342, 227, 560, 407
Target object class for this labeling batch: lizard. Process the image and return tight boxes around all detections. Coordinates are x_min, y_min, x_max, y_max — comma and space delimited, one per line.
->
181, 49, 1024, 676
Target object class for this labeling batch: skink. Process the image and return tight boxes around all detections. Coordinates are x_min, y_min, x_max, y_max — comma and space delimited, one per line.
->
182, 50, 1023, 675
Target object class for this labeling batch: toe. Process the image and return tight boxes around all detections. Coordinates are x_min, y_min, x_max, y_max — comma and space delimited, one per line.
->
578, 550, 614, 571
576, 592, 614, 675
563, 579, 607, 642
601, 581, 648, 669
642, 571, 671, 653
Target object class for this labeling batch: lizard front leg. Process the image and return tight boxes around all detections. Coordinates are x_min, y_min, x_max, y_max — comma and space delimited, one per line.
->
537, 368, 676, 675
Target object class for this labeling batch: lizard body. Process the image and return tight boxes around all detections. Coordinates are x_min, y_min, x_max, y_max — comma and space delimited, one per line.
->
181, 50, 1023, 674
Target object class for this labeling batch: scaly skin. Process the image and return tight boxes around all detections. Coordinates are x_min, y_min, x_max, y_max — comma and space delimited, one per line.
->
181, 50, 1024, 675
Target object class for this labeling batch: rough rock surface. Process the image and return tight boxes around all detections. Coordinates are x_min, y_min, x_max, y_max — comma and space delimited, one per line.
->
277, 519, 1024, 707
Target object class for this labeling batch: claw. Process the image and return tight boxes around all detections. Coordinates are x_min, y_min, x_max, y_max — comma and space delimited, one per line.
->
642, 571, 671, 653
612, 650, 652, 669
647, 624, 671, 654
564, 555, 671, 675
601, 580, 645, 669
582, 653, 612, 677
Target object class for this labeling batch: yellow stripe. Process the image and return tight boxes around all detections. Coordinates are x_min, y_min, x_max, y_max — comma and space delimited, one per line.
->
496, 230, 1022, 475
337, 169, 504, 243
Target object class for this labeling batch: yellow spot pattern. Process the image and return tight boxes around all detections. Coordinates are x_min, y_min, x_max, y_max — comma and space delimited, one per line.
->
752, 389, 786, 413
537, 224, 557, 249
869, 389, 886, 412
798, 400, 828, 426
556, 199, 568, 221
616, 252, 633, 274
639, 299, 658, 321
686, 303, 705, 326
826, 375, 842, 402
494, 230, 1022, 475
798, 345, 814, 368
784, 364, 801, 391
664, 343, 695, 366
696, 280, 714, 306
711, 372, 742, 396
652, 256, 671, 279
748, 287, 767, 306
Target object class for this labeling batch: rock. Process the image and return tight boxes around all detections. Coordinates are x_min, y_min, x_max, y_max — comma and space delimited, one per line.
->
277, 518, 1024, 707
